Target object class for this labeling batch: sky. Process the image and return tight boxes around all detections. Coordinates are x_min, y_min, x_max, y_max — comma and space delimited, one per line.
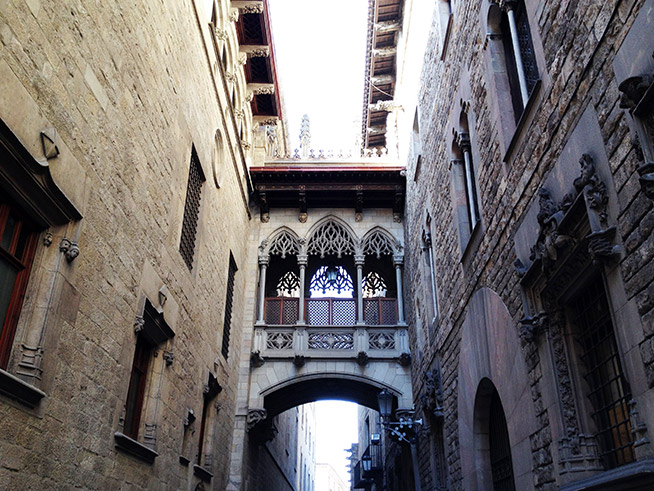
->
268, 0, 369, 151
266, 1, 368, 485
314, 400, 359, 485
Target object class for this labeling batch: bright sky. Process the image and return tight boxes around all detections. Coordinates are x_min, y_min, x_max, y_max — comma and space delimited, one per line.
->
267, 1, 367, 485
268, 0, 369, 151
315, 400, 359, 485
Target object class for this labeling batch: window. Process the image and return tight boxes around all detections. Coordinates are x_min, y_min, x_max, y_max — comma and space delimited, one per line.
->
451, 111, 481, 250
437, 0, 453, 59
568, 276, 635, 469
421, 215, 439, 322
179, 147, 206, 270
0, 200, 38, 370
221, 253, 238, 358
487, 1, 539, 123
122, 300, 174, 442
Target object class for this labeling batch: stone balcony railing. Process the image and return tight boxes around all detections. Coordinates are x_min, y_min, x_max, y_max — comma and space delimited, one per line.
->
264, 297, 398, 326
253, 325, 409, 360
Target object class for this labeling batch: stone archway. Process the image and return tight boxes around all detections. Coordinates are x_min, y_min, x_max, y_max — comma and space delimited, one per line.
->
458, 287, 536, 490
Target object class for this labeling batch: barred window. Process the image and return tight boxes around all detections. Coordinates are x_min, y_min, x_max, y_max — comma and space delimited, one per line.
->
569, 276, 635, 469
179, 148, 205, 270
221, 253, 238, 359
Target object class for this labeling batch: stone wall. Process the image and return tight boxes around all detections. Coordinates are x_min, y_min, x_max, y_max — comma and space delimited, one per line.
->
0, 0, 253, 489
404, 0, 654, 489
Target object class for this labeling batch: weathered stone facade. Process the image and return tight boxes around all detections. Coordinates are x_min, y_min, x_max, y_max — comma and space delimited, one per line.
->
404, 0, 654, 489
0, 0, 282, 489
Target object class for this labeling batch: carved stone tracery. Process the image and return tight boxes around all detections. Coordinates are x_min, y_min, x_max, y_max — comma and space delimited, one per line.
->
267, 230, 300, 258
306, 220, 355, 258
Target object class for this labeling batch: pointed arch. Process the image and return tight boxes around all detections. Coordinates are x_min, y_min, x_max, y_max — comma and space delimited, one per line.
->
305, 215, 357, 258
361, 226, 401, 258
263, 226, 301, 258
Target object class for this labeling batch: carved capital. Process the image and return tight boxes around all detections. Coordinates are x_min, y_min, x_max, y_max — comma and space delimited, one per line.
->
455, 131, 471, 152
246, 47, 270, 58
354, 254, 365, 266
393, 254, 404, 267
252, 86, 274, 96
258, 254, 270, 266
214, 27, 228, 41
297, 254, 308, 267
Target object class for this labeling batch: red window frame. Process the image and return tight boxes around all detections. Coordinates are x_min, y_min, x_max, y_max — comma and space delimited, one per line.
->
0, 202, 38, 370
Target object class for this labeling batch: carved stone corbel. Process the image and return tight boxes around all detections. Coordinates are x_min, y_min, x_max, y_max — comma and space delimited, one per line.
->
420, 369, 444, 422
519, 312, 548, 344
398, 352, 411, 367
585, 227, 622, 265
134, 316, 145, 333
250, 350, 265, 368
247, 408, 267, 431
356, 351, 369, 366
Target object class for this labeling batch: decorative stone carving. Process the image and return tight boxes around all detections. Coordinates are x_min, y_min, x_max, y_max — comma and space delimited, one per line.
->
514, 258, 528, 277
306, 219, 355, 258
246, 408, 267, 431
240, 140, 251, 151
59, 237, 71, 254
183, 409, 196, 427
369, 100, 403, 112
40, 128, 59, 159
398, 352, 411, 367
574, 154, 609, 226
529, 188, 573, 271
238, 4, 264, 14
293, 354, 305, 367
214, 27, 228, 40
252, 86, 274, 96
586, 227, 622, 265
558, 434, 602, 475
618, 75, 654, 109
362, 230, 396, 258
256, 118, 278, 127
420, 369, 444, 421
229, 9, 239, 22
250, 350, 265, 367
246, 47, 270, 58
245, 91, 254, 102
163, 350, 174, 366
628, 399, 651, 449
42, 231, 53, 247
233, 108, 244, 120
267, 230, 299, 258
519, 312, 547, 344
134, 316, 145, 333
356, 351, 369, 366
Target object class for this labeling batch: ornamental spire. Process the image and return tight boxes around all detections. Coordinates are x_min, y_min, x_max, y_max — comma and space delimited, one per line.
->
299, 114, 311, 158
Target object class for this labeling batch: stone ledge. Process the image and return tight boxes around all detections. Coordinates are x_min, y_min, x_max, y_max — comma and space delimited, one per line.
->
179, 455, 190, 466
114, 432, 158, 464
561, 458, 654, 490
0, 368, 46, 408
193, 464, 213, 482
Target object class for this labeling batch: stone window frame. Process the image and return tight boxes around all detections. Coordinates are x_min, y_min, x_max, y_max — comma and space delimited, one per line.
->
517, 153, 652, 485
193, 372, 222, 483
114, 297, 175, 464
449, 101, 484, 258
480, 0, 546, 162
421, 212, 439, 326
436, 0, 454, 61
0, 118, 81, 410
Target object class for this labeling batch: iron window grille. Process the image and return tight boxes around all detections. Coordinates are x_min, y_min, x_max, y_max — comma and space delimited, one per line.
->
179, 148, 205, 270
570, 276, 635, 469
221, 253, 238, 359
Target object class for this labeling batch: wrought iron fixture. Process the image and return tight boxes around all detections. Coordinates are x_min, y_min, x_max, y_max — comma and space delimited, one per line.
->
377, 389, 422, 444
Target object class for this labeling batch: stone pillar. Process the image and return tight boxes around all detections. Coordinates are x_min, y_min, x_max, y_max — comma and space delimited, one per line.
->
423, 232, 438, 319
458, 132, 478, 227
503, 0, 530, 105
297, 254, 307, 325
394, 254, 406, 325
256, 255, 269, 325
355, 254, 365, 325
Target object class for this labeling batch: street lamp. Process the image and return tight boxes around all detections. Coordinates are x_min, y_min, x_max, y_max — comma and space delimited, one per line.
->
376, 389, 422, 444
361, 454, 372, 473
377, 389, 423, 491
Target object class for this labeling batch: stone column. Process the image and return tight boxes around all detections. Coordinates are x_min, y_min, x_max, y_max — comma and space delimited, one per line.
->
355, 254, 365, 325
423, 232, 438, 319
394, 254, 406, 325
458, 132, 478, 227
297, 254, 307, 325
503, 0, 530, 105
256, 255, 269, 325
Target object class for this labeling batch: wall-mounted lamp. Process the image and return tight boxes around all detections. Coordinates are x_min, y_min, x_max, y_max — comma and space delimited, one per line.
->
377, 389, 422, 444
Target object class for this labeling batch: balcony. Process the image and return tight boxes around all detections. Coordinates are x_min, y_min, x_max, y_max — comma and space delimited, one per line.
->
264, 297, 398, 326
352, 442, 383, 489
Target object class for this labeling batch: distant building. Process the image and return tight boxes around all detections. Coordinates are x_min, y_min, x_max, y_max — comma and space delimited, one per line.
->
316, 462, 348, 491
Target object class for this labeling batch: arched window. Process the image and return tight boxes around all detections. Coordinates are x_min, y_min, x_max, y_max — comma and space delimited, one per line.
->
276, 271, 300, 297
309, 266, 353, 298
